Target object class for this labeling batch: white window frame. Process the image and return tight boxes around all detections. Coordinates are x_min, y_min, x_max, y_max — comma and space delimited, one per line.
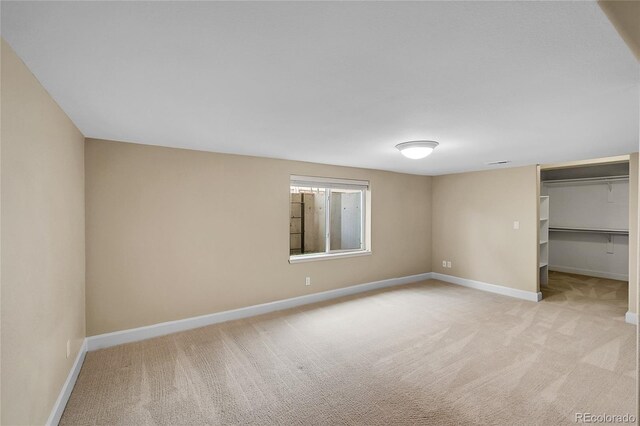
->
289, 175, 371, 263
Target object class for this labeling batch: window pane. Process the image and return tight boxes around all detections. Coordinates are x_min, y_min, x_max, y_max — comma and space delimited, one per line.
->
290, 186, 326, 256
329, 189, 362, 251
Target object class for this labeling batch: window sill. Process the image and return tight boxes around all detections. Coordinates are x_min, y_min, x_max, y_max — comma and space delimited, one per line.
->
289, 250, 372, 264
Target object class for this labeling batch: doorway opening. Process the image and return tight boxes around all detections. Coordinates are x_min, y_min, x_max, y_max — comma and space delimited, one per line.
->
537, 155, 637, 323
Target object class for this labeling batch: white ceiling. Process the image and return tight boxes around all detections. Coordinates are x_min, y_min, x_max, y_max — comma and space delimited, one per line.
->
2, 1, 638, 175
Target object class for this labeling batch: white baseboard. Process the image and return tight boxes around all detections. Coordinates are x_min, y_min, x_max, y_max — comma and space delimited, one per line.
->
549, 265, 628, 282
87, 272, 433, 351
46, 338, 88, 426
625, 311, 638, 325
431, 272, 542, 302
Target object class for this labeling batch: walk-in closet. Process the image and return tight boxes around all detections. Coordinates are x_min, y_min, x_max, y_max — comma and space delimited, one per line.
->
538, 157, 636, 322
542, 161, 630, 280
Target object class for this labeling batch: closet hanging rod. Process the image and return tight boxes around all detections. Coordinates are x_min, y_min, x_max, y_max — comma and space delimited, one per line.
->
542, 175, 629, 185
549, 226, 629, 235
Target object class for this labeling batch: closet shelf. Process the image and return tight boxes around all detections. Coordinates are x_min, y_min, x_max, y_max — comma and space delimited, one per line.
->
549, 226, 628, 236
539, 196, 549, 285
543, 175, 629, 186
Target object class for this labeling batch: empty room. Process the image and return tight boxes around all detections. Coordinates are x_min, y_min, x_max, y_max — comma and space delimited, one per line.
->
1, 1, 639, 425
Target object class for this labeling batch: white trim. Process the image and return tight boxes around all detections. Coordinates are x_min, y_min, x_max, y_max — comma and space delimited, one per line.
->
325, 188, 331, 250
625, 311, 638, 325
289, 250, 372, 263
87, 272, 433, 351
290, 175, 369, 189
549, 265, 628, 282
46, 339, 87, 426
431, 273, 542, 302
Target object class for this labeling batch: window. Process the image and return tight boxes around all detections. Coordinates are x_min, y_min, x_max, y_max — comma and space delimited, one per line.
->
289, 175, 370, 263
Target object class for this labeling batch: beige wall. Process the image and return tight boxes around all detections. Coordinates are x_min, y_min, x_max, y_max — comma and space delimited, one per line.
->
431, 166, 539, 293
85, 139, 432, 336
1, 40, 85, 425
599, 0, 640, 61
629, 153, 638, 314
636, 149, 639, 425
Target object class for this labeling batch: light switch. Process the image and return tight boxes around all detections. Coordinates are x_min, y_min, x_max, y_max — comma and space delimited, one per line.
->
513, 221, 520, 230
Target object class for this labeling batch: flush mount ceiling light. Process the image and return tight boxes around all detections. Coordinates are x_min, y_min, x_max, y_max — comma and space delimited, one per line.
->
395, 140, 439, 159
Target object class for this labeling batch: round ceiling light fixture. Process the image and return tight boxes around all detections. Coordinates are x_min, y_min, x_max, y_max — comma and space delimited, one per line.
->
395, 140, 439, 159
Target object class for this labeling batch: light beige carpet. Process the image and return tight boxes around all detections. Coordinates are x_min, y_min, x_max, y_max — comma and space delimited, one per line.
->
61, 272, 636, 425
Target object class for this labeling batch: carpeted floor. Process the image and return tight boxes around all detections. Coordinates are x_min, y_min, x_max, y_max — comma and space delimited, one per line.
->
61, 272, 636, 425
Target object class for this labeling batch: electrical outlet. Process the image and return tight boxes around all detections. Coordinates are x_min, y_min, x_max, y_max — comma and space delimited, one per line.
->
305, 277, 311, 286
606, 235, 614, 254
513, 221, 520, 230
442, 260, 446, 267
66, 340, 71, 359
446, 261, 452, 268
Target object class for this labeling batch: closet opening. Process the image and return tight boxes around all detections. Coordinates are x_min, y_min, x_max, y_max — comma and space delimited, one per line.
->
537, 155, 637, 323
